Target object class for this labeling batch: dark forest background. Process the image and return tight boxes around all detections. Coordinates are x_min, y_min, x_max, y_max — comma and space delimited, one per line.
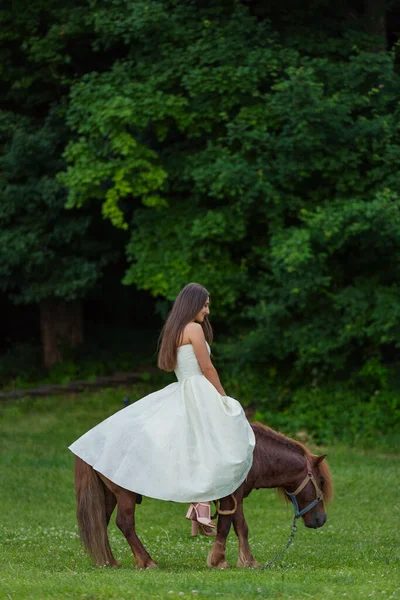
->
1, 0, 400, 447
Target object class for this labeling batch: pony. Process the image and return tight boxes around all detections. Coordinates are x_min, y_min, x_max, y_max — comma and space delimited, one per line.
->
74, 422, 333, 569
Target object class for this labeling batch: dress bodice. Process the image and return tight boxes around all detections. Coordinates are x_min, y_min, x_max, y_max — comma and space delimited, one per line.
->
174, 343, 209, 382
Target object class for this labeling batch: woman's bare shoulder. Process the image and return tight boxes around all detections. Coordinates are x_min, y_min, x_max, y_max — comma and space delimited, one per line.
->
185, 321, 202, 333
181, 322, 204, 344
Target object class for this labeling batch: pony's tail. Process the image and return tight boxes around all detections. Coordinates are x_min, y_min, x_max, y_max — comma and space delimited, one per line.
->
74, 456, 114, 566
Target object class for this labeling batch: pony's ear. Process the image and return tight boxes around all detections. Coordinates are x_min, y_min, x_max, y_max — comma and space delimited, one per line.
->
313, 454, 327, 466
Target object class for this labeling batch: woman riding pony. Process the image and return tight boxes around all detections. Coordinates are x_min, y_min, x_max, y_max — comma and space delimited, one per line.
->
69, 282, 255, 535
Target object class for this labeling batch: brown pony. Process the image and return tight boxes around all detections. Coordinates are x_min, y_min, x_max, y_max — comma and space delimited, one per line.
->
74, 422, 333, 569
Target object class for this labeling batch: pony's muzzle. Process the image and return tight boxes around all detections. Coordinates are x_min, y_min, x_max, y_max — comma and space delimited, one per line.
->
304, 510, 327, 529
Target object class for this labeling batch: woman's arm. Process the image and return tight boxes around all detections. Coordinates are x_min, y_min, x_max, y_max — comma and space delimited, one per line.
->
185, 322, 226, 396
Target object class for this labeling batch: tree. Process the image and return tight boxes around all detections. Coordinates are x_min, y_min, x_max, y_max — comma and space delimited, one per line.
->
3, 0, 400, 377
0, 110, 120, 366
0, 1, 121, 366
61, 0, 400, 380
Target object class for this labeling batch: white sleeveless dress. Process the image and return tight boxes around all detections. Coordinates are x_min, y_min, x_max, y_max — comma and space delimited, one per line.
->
69, 344, 255, 502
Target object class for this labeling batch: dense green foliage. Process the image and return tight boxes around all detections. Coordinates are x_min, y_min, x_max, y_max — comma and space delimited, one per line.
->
2, 1, 400, 440
0, 111, 117, 304
60, 1, 400, 379
1, 390, 399, 599
0, 1, 124, 307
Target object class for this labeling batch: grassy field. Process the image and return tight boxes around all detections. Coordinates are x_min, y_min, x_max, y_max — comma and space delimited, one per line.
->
0, 387, 399, 600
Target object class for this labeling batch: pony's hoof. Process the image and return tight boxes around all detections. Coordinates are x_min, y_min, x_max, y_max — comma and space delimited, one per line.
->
138, 560, 158, 569
98, 560, 120, 568
206, 551, 230, 569
236, 558, 261, 569
214, 560, 231, 569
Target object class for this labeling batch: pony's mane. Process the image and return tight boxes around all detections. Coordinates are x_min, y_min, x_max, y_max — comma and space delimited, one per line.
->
252, 422, 333, 504
252, 422, 312, 458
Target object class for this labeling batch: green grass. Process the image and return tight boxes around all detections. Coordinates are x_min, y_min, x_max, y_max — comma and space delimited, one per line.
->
0, 388, 399, 600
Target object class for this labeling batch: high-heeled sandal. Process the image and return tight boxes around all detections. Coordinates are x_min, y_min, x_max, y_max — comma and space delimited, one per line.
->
191, 520, 217, 537
186, 502, 216, 529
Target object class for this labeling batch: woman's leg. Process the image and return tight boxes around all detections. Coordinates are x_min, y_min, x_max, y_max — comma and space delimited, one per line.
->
186, 502, 216, 536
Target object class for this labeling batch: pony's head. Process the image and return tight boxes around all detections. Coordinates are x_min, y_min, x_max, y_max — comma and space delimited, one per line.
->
251, 423, 333, 529
283, 453, 333, 529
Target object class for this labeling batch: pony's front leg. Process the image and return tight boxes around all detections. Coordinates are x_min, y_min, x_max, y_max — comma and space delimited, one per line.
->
206, 515, 232, 569
233, 501, 260, 568
115, 489, 158, 569
207, 497, 235, 569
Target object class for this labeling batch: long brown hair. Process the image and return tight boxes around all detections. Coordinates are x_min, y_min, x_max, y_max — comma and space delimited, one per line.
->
158, 282, 213, 371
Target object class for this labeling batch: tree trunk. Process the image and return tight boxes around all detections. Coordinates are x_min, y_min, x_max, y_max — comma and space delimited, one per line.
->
40, 299, 83, 368
365, 0, 387, 51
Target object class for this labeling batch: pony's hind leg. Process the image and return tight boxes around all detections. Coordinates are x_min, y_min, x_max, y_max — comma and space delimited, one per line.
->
103, 485, 120, 567
104, 488, 117, 526
233, 501, 260, 568
97, 474, 155, 568
115, 488, 158, 569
